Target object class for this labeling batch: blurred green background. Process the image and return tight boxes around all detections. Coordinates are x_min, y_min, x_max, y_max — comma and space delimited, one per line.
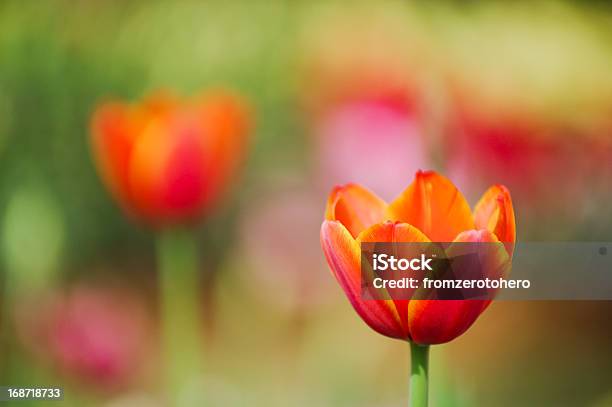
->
1, 1, 612, 406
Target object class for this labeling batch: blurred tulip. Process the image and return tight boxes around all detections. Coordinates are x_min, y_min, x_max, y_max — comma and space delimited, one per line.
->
90, 90, 251, 402
16, 282, 154, 392
90, 91, 250, 227
447, 108, 577, 202
320, 170, 515, 345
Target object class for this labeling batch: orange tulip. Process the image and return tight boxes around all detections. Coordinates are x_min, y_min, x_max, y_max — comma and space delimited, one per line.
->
90, 91, 250, 227
320, 170, 515, 345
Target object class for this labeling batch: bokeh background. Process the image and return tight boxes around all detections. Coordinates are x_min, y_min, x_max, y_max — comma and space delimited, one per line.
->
1, 1, 612, 406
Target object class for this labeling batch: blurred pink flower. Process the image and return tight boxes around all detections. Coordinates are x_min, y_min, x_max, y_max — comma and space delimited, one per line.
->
16, 281, 155, 392
314, 99, 430, 201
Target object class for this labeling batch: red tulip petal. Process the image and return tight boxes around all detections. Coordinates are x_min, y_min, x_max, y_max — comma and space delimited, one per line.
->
325, 184, 387, 238
160, 119, 210, 221
387, 171, 474, 242
407, 229, 508, 345
357, 221, 431, 339
474, 184, 516, 256
90, 103, 137, 211
321, 220, 405, 339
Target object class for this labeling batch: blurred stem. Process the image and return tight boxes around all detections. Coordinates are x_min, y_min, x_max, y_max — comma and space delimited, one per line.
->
157, 228, 202, 406
410, 342, 429, 407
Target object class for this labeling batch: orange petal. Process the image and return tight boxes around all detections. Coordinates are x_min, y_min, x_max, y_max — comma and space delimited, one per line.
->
387, 171, 474, 242
356, 221, 430, 244
358, 221, 431, 338
325, 184, 387, 238
474, 184, 516, 256
320, 220, 405, 339
127, 117, 175, 223
407, 229, 507, 345
197, 92, 251, 208
90, 103, 136, 209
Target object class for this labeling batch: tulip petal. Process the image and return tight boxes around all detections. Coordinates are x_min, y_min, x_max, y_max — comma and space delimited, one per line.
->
161, 121, 210, 219
90, 103, 137, 210
356, 220, 430, 244
407, 229, 507, 345
197, 93, 251, 206
474, 184, 516, 256
325, 184, 387, 238
358, 221, 431, 339
127, 117, 176, 222
321, 220, 405, 339
387, 171, 474, 242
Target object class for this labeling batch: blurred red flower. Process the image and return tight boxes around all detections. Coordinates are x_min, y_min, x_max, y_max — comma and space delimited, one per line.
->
90, 91, 251, 227
320, 171, 515, 344
448, 108, 576, 203
446, 82, 612, 223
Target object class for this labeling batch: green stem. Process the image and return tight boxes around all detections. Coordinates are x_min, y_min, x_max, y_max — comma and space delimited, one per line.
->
409, 342, 430, 407
157, 228, 202, 406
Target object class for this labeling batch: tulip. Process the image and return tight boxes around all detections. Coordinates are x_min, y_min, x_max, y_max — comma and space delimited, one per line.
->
320, 170, 515, 406
90, 91, 250, 227
89, 90, 251, 404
